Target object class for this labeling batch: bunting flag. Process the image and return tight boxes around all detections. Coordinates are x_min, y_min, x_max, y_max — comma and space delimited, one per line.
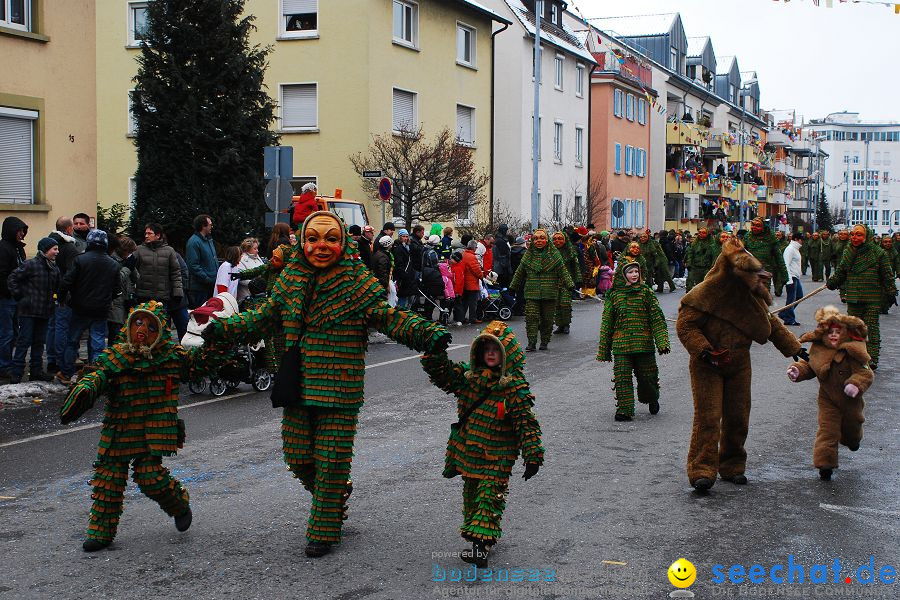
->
770, 0, 899, 10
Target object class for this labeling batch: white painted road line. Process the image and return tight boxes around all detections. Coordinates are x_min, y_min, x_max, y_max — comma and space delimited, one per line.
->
0, 344, 470, 449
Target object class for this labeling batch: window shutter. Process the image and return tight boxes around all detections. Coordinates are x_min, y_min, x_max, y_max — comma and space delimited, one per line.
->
282, 84, 317, 128
0, 115, 34, 204
393, 89, 415, 131
283, 0, 317, 14
456, 105, 473, 144
615, 143, 621, 173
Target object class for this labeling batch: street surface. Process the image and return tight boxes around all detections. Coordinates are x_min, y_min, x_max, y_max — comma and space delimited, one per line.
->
1, 274, 897, 599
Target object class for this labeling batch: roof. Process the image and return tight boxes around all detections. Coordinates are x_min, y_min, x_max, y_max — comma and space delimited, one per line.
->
717, 55, 737, 75
590, 13, 677, 38
505, 0, 595, 63
686, 36, 709, 57
454, 0, 512, 25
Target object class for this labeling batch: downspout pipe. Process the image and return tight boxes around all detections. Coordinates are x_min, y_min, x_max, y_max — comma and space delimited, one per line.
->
490, 21, 510, 231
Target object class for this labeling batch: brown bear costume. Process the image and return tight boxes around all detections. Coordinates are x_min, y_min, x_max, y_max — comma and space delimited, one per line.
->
677, 238, 801, 491
788, 306, 873, 481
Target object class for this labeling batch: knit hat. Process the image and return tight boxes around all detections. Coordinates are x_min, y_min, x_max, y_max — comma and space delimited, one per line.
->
397, 228, 409, 237
363, 225, 375, 234
37, 237, 58, 254
575, 226, 589, 236
348, 224, 362, 236
427, 234, 441, 246
378, 235, 393, 248
86, 229, 108, 249
301, 182, 317, 193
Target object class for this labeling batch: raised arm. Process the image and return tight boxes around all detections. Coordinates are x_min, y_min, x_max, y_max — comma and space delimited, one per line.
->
366, 302, 450, 355
506, 381, 544, 466
60, 352, 113, 424
420, 351, 467, 396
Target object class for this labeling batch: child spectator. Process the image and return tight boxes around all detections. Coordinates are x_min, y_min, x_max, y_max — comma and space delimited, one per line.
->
215, 246, 242, 297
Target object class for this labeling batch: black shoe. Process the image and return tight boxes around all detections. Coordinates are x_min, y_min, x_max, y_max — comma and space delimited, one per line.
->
847, 442, 859, 452
723, 474, 748, 485
692, 477, 714, 491
461, 541, 489, 568
538, 343, 548, 351
82, 538, 110, 552
649, 400, 660, 415
656, 285, 664, 293
554, 326, 569, 334
614, 413, 632, 422
669, 282, 677, 293
819, 468, 833, 481
305, 542, 332, 557
525, 344, 536, 352
45, 363, 59, 375
29, 370, 55, 382
786, 322, 802, 327
8, 376, 21, 385
174, 507, 192, 532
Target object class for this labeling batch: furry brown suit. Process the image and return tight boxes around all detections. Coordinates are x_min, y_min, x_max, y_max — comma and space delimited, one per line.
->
789, 306, 873, 474
677, 239, 801, 489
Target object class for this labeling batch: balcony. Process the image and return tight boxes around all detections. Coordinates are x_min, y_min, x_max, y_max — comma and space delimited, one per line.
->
772, 159, 786, 175
593, 51, 653, 88
666, 170, 709, 195
726, 144, 761, 165
716, 182, 760, 202
666, 122, 709, 148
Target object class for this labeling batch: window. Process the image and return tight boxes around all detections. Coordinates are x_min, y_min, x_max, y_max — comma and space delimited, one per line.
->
551, 3, 560, 25
553, 121, 563, 162
129, 177, 137, 211
552, 193, 562, 222
392, 182, 405, 218
456, 185, 475, 222
883, 210, 890, 226
625, 94, 635, 121
625, 145, 633, 175
393, 0, 417, 47
456, 23, 475, 66
624, 199, 633, 227
669, 47, 677, 71
456, 104, 474, 146
554, 56, 564, 90
636, 148, 646, 177
281, 0, 318, 37
851, 209, 863, 223
614, 143, 621, 174
127, 1, 149, 45
281, 83, 318, 130
634, 200, 645, 228
392, 88, 417, 133
0, 109, 37, 204
638, 99, 646, 125
2, 0, 31, 31
575, 64, 585, 97
729, 84, 736, 104
575, 127, 584, 166
289, 176, 317, 196
574, 194, 583, 217
611, 198, 625, 228
613, 90, 623, 118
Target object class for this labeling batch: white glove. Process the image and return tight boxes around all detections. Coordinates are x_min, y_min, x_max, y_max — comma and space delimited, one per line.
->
787, 366, 800, 382
844, 383, 859, 398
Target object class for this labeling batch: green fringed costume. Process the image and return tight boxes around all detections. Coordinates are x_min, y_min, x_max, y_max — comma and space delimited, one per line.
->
826, 226, 897, 369
685, 233, 717, 292
597, 261, 670, 418
882, 239, 900, 313
744, 221, 788, 296
817, 234, 835, 281
807, 235, 823, 282
554, 233, 581, 330
421, 321, 544, 546
59, 301, 219, 548
205, 212, 449, 549
510, 230, 574, 350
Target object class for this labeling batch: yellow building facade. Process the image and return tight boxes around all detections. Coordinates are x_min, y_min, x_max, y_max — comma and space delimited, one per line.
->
97, 0, 505, 229
1, 0, 97, 242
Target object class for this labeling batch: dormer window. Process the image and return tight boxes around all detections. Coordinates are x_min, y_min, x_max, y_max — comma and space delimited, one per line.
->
669, 47, 677, 71
550, 3, 559, 25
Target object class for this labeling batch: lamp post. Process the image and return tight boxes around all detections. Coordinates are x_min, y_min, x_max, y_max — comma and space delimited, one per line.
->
530, 1, 542, 231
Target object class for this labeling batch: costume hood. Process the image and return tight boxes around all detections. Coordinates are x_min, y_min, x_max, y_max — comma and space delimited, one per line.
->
798, 305, 871, 366
124, 300, 171, 356
612, 259, 643, 289
518, 229, 563, 274
467, 320, 524, 386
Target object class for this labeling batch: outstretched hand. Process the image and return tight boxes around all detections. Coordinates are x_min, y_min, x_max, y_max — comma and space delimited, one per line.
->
430, 330, 452, 354
522, 463, 540, 481
787, 366, 800, 382
844, 383, 859, 398
60, 387, 90, 425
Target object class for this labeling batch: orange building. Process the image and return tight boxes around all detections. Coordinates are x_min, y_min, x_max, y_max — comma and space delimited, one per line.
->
588, 48, 655, 231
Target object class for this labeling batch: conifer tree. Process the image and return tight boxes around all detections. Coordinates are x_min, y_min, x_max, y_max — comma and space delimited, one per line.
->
131, 0, 277, 250
816, 189, 834, 232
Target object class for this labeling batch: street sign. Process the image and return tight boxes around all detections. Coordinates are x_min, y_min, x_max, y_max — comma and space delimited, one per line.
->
264, 146, 293, 181
265, 211, 292, 228
362, 170, 383, 178
378, 177, 392, 202
612, 200, 625, 219
265, 177, 295, 212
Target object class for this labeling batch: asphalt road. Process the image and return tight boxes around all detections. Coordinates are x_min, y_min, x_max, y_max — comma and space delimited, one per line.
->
1, 275, 897, 599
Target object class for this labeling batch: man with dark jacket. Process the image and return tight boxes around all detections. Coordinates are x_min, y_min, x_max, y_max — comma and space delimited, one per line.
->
185, 214, 218, 308
133, 223, 183, 305
7, 237, 60, 383
57, 230, 121, 382
0, 216, 28, 381
609, 231, 629, 257
410, 224, 426, 276
392, 228, 418, 308
493, 224, 512, 287
358, 225, 375, 268
72, 212, 91, 253
46, 216, 81, 373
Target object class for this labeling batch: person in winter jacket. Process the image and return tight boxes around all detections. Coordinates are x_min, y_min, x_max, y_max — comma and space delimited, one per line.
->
215, 246, 242, 298
72, 213, 91, 253
185, 215, 217, 308
392, 228, 419, 308
6, 237, 60, 383
290, 182, 319, 227
492, 225, 511, 287
58, 230, 122, 381
0, 216, 28, 380
46, 216, 83, 372
779, 233, 804, 326
107, 236, 139, 344
234, 238, 266, 301
133, 223, 183, 305
370, 236, 394, 298
457, 242, 484, 324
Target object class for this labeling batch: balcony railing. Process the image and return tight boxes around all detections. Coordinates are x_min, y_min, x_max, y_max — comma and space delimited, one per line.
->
593, 51, 653, 88
666, 122, 709, 148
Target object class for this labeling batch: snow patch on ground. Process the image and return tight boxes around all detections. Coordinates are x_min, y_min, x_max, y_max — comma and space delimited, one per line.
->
0, 381, 68, 408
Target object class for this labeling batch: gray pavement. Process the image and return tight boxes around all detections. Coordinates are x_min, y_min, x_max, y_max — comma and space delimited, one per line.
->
1, 274, 897, 599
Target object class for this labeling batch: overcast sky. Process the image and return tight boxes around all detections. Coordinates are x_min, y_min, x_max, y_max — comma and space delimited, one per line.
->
571, 0, 899, 124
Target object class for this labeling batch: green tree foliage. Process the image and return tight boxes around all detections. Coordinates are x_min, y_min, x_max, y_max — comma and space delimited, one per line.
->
816, 188, 834, 232
96, 203, 130, 236
131, 0, 277, 250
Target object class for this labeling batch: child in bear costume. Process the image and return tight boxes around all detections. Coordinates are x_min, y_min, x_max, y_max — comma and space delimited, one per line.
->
787, 306, 873, 481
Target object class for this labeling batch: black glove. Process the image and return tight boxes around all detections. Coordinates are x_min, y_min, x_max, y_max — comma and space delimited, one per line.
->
431, 331, 452, 354
793, 348, 810, 362
522, 463, 540, 481
658, 347, 670, 355
200, 322, 220, 344
825, 281, 836, 291
230, 271, 242, 280
123, 254, 137, 270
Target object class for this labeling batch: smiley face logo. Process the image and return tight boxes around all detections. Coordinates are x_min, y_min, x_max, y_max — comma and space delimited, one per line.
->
668, 558, 696, 588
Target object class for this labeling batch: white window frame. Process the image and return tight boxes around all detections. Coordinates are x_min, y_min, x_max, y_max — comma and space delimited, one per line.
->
551, 3, 560, 25
279, 0, 319, 40
669, 47, 677, 71
280, 82, 319, 132
624, 145, 633, 176
0, 107, 38, 205
127, 1, 149, 47
575, 64, 585, 98
614, 89, 623, 118
638, 98, 646, 125
554, 55, 564, 90
129, 176, 137, 211
392, 87, 418, 135
392, 0, 418, 49
1, 0, 31, 32
455, 104, 475, 147
575, 126, 584, 167
625, 94, 635, 122
552, 192, 562, 222
456, 185, 475, 224
553, 120, 563, 163
456, 22, 476, 68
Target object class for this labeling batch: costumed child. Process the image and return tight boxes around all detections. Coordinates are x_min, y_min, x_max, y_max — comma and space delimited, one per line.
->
786, 306, 873, 481
597, 260, 670, 421
552, 231, 580, 334
421, 320, 544, 567
59, 301, 220, 551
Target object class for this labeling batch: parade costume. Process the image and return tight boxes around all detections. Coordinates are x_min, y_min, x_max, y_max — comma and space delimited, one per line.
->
624, 242, 650, 282
576, 231, 600, 295
744, 218, 788, 297
597, 261, 669, 420
677, 239, 801, 490
59, 301, 218, 551
510, 229, 574, 351
421, 321, 544, 566
788, 306, 873, 480
808, 233, 823, 282
203, 212, 449, 556
880, 236, 899, 314
684, 228, 717, 292
552, 232, 580, 334
826, 225, 897, 370
800, 235, 810, 276
635, 234, 657, 289
818, 232, 835, 281
638, 231, 676, 293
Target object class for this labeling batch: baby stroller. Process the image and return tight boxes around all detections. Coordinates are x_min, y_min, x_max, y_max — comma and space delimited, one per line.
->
413, 262, 451, 325
478, 274, 515, 321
